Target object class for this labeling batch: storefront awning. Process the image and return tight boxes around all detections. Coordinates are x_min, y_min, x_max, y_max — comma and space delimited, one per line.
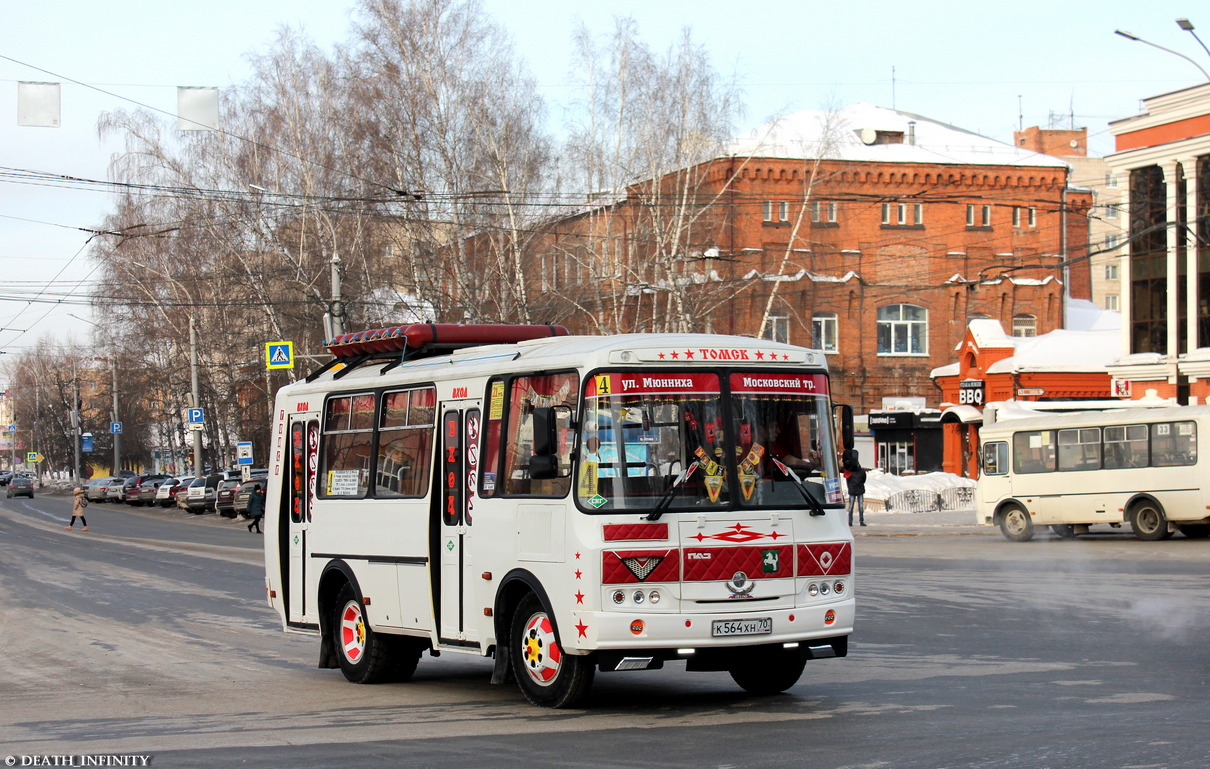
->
939, 405, 983, 424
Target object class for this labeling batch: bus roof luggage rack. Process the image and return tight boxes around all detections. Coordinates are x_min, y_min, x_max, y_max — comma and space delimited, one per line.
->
307, 323, 571, 382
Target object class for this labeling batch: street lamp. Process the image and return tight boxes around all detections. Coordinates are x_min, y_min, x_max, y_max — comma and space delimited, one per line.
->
1115, 28, 1210, 80
1176, 18, 1210, 61
68, 313, 121, 476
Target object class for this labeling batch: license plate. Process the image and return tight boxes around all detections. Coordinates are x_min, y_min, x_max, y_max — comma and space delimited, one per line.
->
711, 617, 772, 637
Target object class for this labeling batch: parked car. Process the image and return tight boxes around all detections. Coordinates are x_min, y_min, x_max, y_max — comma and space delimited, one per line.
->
104, 477, 129, 503
214, 478, 243, 517
154, 477, 183, 507
0, 470, 13, 486
84, 476, 116, 502
233, 478, 267, 516
5, 474, 34, 498
125, 475, 170, 506
184, 474, 223, 512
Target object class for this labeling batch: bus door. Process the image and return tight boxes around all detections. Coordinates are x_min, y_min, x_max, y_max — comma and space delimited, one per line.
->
286, 412, 320, 625
979, 439, 1011, 507
435, 400, 482, 646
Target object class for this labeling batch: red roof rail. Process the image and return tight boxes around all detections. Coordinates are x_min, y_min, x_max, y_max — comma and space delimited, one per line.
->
324, 323, 570, 359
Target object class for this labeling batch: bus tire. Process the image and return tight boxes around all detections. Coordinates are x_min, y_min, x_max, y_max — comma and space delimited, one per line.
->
729, 646, 806, 695
1130, 501, 1172, 541
1050, 524, 1078, 539
1179, 524, 1210, 539
332, 583, 392, 684
999, 504, 1034, 542
510, 593, 593, 708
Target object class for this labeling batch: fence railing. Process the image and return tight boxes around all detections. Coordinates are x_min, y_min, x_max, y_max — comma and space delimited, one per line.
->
882, 486, 975, 513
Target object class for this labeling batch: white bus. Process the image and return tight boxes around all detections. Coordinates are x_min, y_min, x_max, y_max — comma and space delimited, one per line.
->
264, 324, 855, 707
976, 405, 1210, 542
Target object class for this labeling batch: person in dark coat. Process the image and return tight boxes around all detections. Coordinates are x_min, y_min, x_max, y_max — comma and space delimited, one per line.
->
246, 485, 266, 533
845, 465, 867, 527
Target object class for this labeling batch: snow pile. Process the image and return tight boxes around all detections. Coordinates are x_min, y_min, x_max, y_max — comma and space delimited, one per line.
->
862, 469, 972, 501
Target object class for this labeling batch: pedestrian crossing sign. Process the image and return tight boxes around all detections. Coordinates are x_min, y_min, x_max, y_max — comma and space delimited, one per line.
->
266, 341, 294, 370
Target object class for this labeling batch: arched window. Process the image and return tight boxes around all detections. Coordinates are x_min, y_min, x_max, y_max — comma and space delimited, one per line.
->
877, 304, 928, 355
1012, 314, 1037, 338
811, 312, 838, 352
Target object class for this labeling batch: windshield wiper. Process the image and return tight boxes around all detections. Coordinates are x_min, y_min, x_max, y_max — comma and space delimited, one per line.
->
770, 457, 827, 516
646, 461, 700, 521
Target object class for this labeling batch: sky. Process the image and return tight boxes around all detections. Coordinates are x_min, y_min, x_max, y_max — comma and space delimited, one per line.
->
2, 0, 1208, 360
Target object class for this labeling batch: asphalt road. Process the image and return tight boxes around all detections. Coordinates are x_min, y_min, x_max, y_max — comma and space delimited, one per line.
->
1, 491, 1207, 768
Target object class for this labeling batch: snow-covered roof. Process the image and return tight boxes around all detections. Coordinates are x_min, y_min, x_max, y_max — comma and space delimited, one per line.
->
1065, 298, 1121, 331
966, 319, 1014, 349
986, 329, 1120, 374
727, 104, 1072, 169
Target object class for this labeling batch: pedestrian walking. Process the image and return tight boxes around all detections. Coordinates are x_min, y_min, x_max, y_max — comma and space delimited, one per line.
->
66, 486, 89, 531
247, 485, 265, 533
845, 465, 867, 527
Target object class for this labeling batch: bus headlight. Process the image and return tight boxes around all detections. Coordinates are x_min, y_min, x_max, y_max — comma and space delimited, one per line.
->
819, 582, 831, 595
808, 583, 819, 597
648, 590, 661, 604
632, 590, 645, 604
833, 580, 845, 595
612, 590, 625, 605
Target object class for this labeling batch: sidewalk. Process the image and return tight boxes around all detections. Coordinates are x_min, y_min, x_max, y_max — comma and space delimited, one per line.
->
851, 507, 989, 537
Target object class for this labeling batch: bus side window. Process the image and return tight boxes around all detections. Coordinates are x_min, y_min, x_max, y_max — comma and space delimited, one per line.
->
982, 441, 1008, 475
1012, 430, 1055, 474
502, 372, 579, 496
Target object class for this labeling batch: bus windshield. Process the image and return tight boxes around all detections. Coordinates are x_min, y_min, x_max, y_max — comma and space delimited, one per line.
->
577, 370, 842, 513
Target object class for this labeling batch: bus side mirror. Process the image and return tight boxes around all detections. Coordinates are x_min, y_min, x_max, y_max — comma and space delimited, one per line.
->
837, 404, 854, 453
529, 406, 560, 479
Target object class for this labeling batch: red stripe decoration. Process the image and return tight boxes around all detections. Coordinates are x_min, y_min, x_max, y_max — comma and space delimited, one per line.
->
603, 523, 669, 541
681, 545, 795, 581
796, 542, 852, 576
602, 549, 680, 584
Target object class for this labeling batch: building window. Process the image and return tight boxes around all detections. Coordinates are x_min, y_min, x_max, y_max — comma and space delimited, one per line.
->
1105, 234, 1120, 250
1012, 314, 1037, 337
762, 200, 773, 222
811, 312, 838, 352
967, 204, 992, 228
882, 202, 892, 225
1105, 263, 1119, 281
812, 200, 838, 223
897, 202, 908, 225
1106, 172, 1119, 188
1105, 294, 1120, 311
1103, 203, 1121, 219
883, 200, 921, 227
914, 203, 924, 225
762, 313, 790, 344
877, 303, 927, 355
1028, 207, 1037, 227
1013, 207, 1022, 228
778, 200, 789, 222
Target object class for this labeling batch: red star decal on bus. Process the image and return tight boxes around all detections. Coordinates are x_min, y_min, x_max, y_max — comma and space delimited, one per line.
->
575, 591, 585, 604
658, 352, 666, 359
574, 569, 583, 579
575, 619, 589, 638
670, 351, 680, 359
683, 350, 695, 358
754, 351, 765, 359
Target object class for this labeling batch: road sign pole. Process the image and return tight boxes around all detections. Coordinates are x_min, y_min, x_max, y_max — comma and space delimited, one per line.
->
190, 317, 202, 478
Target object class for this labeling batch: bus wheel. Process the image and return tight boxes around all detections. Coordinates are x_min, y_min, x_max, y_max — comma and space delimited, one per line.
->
1179, 524, 1210, 539
1130, 502, 1172, 541
510, 594, 594, 708
332, 583, 391, 684
999, 504, 1034, 542
1050, 524, 1078, 539
729, 646, 806, 695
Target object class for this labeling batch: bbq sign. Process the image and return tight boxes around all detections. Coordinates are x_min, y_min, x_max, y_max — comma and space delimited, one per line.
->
958, 379, 985, 406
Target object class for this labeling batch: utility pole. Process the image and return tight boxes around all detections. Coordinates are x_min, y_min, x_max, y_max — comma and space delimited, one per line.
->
328, 252, 345, 339
72, 377, 81, 486
111, 357, 120, 475
190, 316, 202, 478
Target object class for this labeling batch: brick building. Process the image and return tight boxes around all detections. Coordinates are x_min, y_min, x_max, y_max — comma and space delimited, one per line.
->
513, 104, 1093, 415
